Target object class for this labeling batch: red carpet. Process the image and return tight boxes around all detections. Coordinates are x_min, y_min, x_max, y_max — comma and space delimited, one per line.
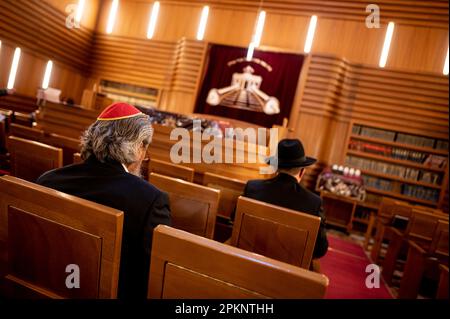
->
320, 234, 393, 299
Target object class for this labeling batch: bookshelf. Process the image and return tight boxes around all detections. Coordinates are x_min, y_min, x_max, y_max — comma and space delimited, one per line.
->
343, 121, 449, 213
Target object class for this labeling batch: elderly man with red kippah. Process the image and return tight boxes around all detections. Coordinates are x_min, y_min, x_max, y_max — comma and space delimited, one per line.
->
37, 102, 172, 299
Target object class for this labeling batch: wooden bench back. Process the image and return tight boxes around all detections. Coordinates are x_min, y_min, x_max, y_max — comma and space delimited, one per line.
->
148, 225, 329, 299
428, 220, 449, 260
231, 196, 320, 269
7, 136, 63, 182
0, 176, 123, 298
202, 172, 246, 219
149, 173, 219, 238
149, 158, 194, 182
9, 123, 45, 141
405, 209, 449, 250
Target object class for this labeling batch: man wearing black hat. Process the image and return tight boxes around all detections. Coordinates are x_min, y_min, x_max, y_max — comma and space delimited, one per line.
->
243, 138, 328, 259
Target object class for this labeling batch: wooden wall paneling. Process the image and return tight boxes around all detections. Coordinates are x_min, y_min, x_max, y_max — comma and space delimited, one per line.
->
161, 0, 449, 29
292, 53, 449, 190
42, 0, 102, 30
0, 0, 96, 104
94, 0, 448, 74
159, 38, 208, 114
0, 0, 93, 71
90, 34, 176, 90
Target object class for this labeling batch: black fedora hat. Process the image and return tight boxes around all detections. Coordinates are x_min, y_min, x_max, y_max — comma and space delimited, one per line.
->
266, 139, 317, 168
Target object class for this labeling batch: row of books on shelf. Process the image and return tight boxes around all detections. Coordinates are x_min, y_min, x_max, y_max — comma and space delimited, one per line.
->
348, 140, 447, 169
362, 176, 440, 203
402, 185, 440, 203
352, 124, 448, 151
346, 156, 442, 185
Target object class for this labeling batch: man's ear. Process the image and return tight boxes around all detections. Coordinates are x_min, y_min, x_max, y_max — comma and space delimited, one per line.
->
299, 168, 306, 179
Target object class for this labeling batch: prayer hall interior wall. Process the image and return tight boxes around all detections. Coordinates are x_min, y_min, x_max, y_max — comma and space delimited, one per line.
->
1, 0, 448, 113
89, 0, 448, 115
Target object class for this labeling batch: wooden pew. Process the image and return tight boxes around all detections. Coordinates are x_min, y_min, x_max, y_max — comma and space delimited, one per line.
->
397, 220, 449, 299
203, 172, 246, 241
9, 124, 79, 166
149, 173, 220, 239
148, 225, 329, 299
381, 209, 448, 285
0, 109, 13, 153
45, 133, 80, 166
148, 158, 194, 182
9, 123, 45, 141
0, 176, 123, 298
370, 197, 413, 263
231, 196, 320, 269
203, 172, 246, 219
436, 265, 449, 299
7, 136, 63, 182
73, 152, 82, 164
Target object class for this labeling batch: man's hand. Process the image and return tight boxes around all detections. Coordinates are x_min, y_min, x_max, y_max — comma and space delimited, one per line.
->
6, 88, 16, 95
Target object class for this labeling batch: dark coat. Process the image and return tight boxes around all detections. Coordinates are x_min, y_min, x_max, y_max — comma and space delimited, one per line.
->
242, 173, 328, 258
0, 89, 7, 97
37, 156, 171, 299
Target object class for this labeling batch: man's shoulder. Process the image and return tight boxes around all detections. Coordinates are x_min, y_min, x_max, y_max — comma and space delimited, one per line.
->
299, 185, 322, 205
125, 173, 163, 196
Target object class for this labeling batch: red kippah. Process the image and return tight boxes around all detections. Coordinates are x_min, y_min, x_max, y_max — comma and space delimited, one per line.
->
97, 102, 143, 121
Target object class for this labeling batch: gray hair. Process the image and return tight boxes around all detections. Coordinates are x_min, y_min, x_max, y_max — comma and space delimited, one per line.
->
80, 114, 153, 165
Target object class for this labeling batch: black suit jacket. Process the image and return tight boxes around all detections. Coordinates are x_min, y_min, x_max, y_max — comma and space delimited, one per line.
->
0, 89, 7, 97
243, 173, 328, 258
37, 156, 171, 299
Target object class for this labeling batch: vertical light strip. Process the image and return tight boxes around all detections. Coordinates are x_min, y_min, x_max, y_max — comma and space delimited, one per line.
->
379, 21, 395, 68
253, 10, 266, 47
106, 0, 119, 34
246, 42, 255, 61
76, 0, 85, 23
42, 60, 53, 90
196, 6, 209, 41
443, 47, 449, 76
7, 47, 21, 89
304, 15, 318, 53
147, 1, 160, 39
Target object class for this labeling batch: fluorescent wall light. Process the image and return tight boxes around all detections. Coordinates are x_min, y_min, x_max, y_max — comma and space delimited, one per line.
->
106, 0, 119, 34
379, 21, 395, 68
7, 47, 21, 89
443, 47, 449, 76
304, 15, 318, 53
42, 60, 53, 90
196, 6, 209, 41
253, 10, 266, 47
246, 42, 255, 61
147, 1, 160, 39
76, 0, 85, 23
